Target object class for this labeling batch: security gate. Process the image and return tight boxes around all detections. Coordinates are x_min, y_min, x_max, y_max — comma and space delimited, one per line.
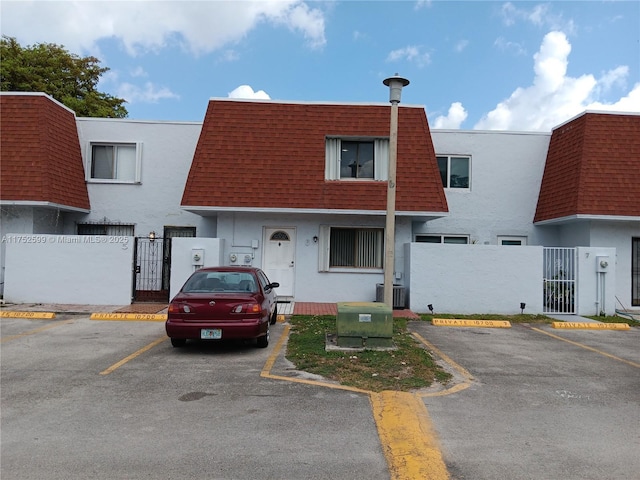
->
133, 236, 167, 302
132, 227, 196, 302
543, 247, 576, 314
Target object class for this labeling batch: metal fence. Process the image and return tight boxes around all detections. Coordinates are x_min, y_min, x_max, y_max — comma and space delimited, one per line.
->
543, 247, 576, 314
133, 237, 167, 302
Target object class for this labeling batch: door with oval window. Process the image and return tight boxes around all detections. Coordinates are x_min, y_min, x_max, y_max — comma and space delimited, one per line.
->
263, 227, 295, 298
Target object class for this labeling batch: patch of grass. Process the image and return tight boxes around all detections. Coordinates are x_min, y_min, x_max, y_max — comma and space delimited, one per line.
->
286, 315, 451, 393
419, 313, 552, 323
585, 314, 639, 326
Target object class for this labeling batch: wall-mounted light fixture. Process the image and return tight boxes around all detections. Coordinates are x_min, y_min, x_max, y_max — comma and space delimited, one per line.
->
149, 231, 156, 242
313, 236, 318, 243
520, 302, 526, 314
428, 304, 434, 314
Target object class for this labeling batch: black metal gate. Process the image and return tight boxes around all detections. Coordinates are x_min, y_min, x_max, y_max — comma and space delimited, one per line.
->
133, 236, 168, 302
132, 227, 197, 302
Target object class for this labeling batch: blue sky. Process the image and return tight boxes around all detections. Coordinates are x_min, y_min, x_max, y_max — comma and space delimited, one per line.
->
2, 1, 638, 130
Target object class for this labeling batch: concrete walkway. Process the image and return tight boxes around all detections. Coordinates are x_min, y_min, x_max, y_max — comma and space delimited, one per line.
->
1, 301, 421, 319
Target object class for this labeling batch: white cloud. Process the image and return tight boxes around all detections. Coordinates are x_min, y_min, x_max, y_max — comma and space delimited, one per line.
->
455, 39, 469, 53
228, 85, 271, 100
117, 82, 180, 104
433, 102, 468, 129
0, 1, 326, 56
473, 31, 640, 131
414, 0, 432, 10
386, 46, 431, 68
500, 2, 575, 33
494, 36, 527, 56
129, 66, 147, 78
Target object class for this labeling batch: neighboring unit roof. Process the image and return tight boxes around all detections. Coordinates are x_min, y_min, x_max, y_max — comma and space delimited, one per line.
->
181, 99, 448, 217
0, 93, 90, 211
534, 112, 640, 223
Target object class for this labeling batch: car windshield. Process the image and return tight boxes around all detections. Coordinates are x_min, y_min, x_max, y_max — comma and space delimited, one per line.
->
182, 271, 257, 293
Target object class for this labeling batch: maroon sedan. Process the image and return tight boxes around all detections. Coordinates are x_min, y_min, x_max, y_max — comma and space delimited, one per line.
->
166, 267, 279, 348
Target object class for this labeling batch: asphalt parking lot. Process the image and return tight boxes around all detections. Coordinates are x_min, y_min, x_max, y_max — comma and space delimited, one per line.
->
411, 321, 640, 480
1, 313, 639, 480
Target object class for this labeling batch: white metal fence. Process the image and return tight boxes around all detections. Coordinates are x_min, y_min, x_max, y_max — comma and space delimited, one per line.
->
543, 247, 576, 314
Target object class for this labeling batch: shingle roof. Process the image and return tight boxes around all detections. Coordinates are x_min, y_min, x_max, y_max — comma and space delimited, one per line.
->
534, 112, 640, 222
181, 99, 448, 215
0, 93, 90, 211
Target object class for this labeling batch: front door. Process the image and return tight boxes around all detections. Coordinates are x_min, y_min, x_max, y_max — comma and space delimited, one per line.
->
263, 228, 296, 297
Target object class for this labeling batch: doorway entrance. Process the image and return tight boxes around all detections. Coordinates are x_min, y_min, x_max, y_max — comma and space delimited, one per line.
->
263, 227, 296, 298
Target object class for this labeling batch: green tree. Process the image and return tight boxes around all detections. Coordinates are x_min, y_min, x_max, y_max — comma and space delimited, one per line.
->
0, 35, 127, 117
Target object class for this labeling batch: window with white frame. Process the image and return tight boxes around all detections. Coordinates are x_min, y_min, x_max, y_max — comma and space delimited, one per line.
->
436, 155, 470, 189
415, 234, 469, 244
88, 143, 141, 183
325, 137, 389, 180
498, 236, 527, 246
318, 226, 384, 271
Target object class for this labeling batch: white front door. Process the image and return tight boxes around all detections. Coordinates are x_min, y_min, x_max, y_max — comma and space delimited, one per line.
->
263, 227, 296, 297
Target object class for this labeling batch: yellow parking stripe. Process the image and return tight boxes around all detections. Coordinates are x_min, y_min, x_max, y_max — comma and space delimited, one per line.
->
262, 326, 452, 479
371, 391, 450, 480
531, 327, 640, 368
100, 336, 167, 375
1, 319, 74, 343
0, 311, 56, 319
91, 312, 166, 322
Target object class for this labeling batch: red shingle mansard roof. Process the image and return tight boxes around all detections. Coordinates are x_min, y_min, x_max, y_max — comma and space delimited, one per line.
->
535, 112, 640, 222
0, 93, 90, 211
181, 99, 448, 215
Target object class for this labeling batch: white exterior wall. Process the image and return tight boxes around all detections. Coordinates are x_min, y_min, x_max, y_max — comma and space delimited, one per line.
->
169, 237, 224, 299
3, 234, 133, 305
589, 222, 639, 310
74, 118, 215, 238
214, 212, 412, 303
421, 130, 550, 245
575, 247, 617, 316
405, 243, 543, 314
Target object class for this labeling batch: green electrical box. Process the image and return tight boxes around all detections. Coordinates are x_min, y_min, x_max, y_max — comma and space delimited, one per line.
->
336, 302, 393, 348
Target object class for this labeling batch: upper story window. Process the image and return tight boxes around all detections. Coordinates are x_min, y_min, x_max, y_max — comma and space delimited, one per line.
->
437, 155, 470, 189
325, 137, 389, 181
88, 143, 142, 183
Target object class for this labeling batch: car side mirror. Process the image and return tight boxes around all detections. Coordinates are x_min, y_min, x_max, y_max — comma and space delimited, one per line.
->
267, 282, 279, 289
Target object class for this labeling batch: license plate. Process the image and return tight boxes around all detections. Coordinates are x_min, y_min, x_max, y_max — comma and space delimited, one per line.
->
201, 329, 222, 340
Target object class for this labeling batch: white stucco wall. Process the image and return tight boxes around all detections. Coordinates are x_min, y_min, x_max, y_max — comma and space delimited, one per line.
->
588, 222, 639, 310
3, 234, 133, 304
214, 212, 411, 303
405, 243, 543, 314
421, 130, 551, 246
74, 118, 214, 238
169, 237, 224, 299
575, 247, 617, 316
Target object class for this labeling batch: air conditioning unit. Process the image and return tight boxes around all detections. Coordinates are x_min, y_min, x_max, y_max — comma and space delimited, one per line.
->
375, 284, 406, 309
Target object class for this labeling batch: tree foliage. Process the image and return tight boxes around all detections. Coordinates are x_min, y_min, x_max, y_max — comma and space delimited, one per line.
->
0, 36, 128, 118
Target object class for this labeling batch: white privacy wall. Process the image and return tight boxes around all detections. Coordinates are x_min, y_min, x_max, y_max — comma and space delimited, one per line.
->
169, 237, 224, 299
3, 235, 134, 304
405, 243, 544, 314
